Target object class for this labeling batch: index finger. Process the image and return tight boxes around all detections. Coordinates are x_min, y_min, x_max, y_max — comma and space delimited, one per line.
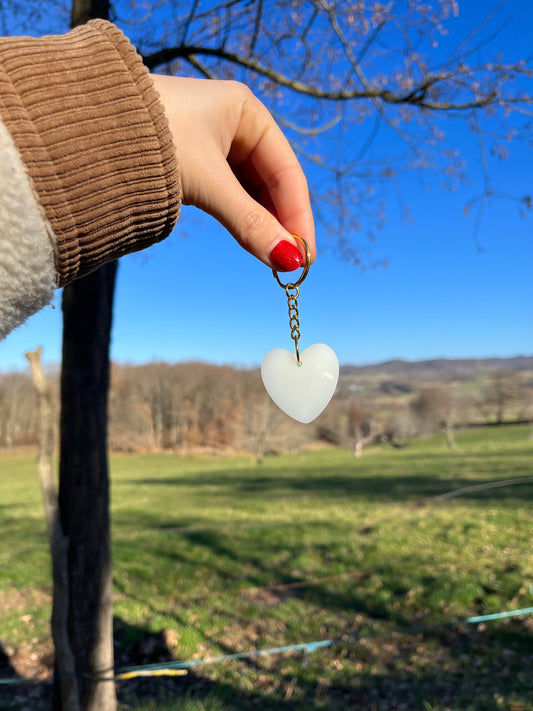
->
228, 96, 316, 262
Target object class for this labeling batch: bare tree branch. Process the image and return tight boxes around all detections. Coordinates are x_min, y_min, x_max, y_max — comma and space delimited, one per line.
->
277, 113, 342, 135
145, 44, 530, 112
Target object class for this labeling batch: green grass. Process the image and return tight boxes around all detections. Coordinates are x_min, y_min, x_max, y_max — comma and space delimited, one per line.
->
0, 425, 532, 710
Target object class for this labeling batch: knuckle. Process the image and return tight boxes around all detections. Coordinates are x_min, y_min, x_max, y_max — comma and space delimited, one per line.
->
231, 80, 254, 99
230, 81, 263, 114
223, 80, 254, 106
242, 208, 271, 241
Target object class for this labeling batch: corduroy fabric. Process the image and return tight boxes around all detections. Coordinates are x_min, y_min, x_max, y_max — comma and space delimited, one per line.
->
0, 20, 181, 286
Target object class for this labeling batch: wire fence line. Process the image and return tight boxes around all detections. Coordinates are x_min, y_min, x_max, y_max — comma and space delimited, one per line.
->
428, 476, 533, 501
109, 605, 533, 681
1, 606, 532, 686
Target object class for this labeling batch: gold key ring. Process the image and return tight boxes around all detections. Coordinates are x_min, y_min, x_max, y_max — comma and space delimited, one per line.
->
272, 234, 311, 290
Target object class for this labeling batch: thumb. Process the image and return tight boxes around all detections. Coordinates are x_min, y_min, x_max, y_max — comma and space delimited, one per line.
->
201, 160, 305, 271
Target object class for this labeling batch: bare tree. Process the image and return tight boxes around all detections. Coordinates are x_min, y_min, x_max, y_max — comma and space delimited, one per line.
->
347, 401, 376, 457
49, 1, 120, 709
485, 369, 519, 424
411, 384, 456, 448
0, 372, 38, 446
239, 369, 307, 461
384, 407, 419, 447
134, 0, 532, 260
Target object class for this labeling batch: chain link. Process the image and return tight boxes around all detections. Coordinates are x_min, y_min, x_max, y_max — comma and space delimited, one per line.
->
285, 285, 301, 364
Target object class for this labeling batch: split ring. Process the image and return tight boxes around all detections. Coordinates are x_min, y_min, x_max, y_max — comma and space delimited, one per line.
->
272, 234, 311, 290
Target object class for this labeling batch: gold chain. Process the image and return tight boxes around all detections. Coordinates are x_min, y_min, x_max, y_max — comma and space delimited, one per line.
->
286, 285, 301, 365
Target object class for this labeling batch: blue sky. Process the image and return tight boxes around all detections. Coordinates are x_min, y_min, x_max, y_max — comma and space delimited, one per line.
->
0, 1, 531, 371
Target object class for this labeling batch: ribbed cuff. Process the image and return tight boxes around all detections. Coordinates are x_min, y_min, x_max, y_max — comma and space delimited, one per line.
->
0, 20, 181, 286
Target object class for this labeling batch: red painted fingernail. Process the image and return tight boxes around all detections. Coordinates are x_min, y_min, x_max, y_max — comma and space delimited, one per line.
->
269, 240, 304, 272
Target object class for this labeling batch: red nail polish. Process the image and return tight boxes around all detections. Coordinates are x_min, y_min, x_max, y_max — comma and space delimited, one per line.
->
269, 240, 304, 272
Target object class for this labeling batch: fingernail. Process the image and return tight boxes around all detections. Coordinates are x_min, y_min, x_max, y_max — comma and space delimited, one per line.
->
269, 240, 304, 272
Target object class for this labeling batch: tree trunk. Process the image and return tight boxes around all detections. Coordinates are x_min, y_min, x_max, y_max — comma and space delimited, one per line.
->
71, 0, 110, 25
445, 420, 456, 450
352, 424, 374, 458
54, 3, 116, 709
55, 262, 117, 711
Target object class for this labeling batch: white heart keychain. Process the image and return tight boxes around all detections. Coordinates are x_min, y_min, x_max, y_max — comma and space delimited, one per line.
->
261, 235, 339, 423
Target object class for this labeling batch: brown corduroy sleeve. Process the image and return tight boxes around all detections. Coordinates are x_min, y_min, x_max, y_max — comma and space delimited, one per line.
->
0, 20, 181, 286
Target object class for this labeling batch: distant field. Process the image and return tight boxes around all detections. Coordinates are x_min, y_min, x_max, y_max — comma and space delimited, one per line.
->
0, 425, 532, 710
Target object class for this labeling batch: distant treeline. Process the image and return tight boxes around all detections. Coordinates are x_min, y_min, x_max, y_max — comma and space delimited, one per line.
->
0, 358, 532, 456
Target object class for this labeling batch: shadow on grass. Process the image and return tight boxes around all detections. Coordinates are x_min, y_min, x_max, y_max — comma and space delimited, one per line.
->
110, 534, 533, 711
0, 640, 52, 711
122, 449, 533, 505
111, 620, 533, 711
2, 619, 531, 711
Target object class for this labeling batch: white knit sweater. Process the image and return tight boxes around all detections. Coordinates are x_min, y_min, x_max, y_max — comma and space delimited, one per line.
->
0, 118, 57, 339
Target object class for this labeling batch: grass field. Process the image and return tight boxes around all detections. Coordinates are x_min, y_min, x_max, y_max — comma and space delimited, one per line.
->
0, 425, 532, 710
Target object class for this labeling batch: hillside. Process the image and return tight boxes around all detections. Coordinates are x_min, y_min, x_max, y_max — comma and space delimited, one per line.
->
332, 355, 533, 447
340, 355, 533, 379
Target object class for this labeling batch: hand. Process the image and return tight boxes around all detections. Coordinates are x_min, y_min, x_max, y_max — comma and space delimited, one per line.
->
151, 75, 315, 271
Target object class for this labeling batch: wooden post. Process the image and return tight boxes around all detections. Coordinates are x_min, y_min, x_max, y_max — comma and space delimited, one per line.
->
25, 348, 81, 711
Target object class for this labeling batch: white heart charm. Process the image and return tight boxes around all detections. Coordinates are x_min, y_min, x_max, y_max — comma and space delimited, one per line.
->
261, 343, 339, 423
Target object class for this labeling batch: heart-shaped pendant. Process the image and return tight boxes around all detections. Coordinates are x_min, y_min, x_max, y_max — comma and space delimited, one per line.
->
261, 343, 339, 423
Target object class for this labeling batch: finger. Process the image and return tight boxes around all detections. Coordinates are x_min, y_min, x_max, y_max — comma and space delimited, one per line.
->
199, 154, 305, 270
228, 97, 316, 262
